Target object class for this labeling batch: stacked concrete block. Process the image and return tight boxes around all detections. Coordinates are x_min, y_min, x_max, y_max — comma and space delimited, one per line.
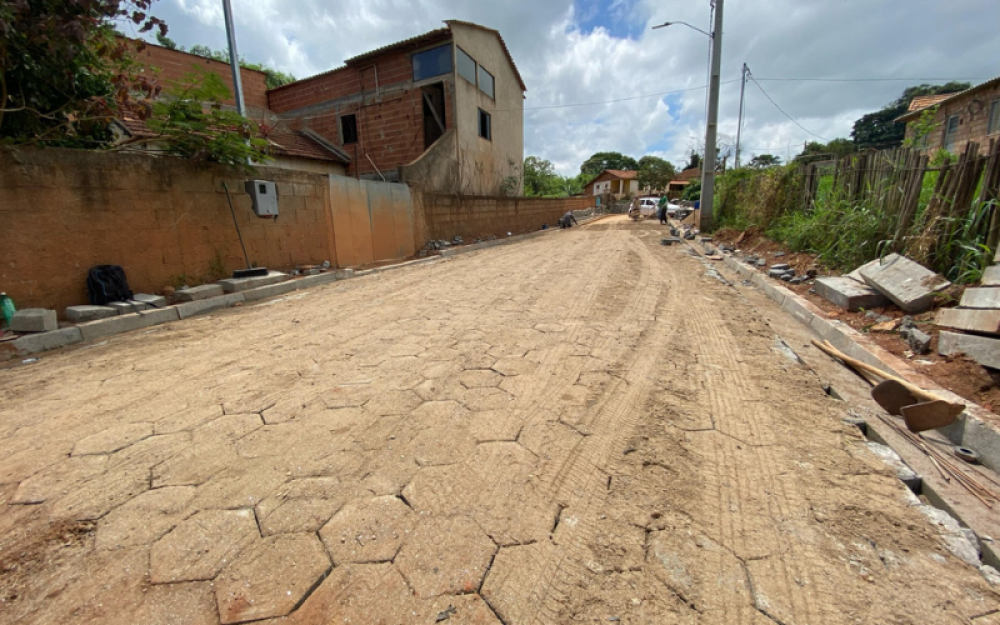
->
11, 309, 58, 333
65, 305, 117, 323
814, 276, 889, 312
174, 285, 225, 302
935, 260, 1000, 370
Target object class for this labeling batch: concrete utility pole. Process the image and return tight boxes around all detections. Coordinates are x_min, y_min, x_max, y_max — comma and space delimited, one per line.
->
222, 0, 246, 117
699, 0, 724, 231
735, 63, 748, 169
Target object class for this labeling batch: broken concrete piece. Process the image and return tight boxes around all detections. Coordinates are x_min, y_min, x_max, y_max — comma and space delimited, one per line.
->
814, 276, 890, 312
859, 254, 951, 313
218, 271, 289, 293
173, 285, 224, 302
65, 305, 117, 323
864, 442, 920, 491
960, 288, 1000, 309
907, 328, 932, 354
936, 308, 1000, 335
845, 258, 884, 284
133, 293, 167, 307
10, 308, 58, 333
938, 331, 1000, 369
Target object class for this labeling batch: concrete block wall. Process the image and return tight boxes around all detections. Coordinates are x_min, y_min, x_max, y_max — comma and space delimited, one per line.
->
415, 193, 596, 243
0, 148, 336, 313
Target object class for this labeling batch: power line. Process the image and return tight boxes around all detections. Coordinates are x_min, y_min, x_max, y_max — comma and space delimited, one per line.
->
749, 76, 829, 142
523, 79, 741, 111
754, 76, 989, 83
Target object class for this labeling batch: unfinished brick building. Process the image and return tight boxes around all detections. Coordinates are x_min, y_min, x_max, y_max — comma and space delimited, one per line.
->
267, 20, 526, 194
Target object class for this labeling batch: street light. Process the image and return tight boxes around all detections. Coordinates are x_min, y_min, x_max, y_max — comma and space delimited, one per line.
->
652, 0, 724, 232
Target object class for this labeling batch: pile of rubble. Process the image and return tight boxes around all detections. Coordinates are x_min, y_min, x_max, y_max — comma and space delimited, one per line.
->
420, 234, 500, 256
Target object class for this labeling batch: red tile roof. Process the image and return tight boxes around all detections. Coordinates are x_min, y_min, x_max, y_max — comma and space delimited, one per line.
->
676, 168, 701, 181
266, 129, 351, 163
605, 169, 637, 179
907, 94, 950, 112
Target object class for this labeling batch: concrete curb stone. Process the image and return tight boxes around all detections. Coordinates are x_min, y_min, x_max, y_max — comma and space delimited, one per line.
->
12, 327, 84, 355
79, 308, 180, 341
175, 293, 246, 320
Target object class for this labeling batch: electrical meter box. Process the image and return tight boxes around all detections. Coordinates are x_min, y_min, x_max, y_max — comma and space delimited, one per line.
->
245, 180, 279, 217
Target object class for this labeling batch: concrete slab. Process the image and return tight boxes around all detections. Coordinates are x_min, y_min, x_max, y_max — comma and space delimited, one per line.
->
175, 293, 246, 320
12, 327, 84, 354
936, 308, 1000, 335
108, 301, 149, 314
174, 284, 225, 302
78, 308, 180, 341
814, 276, 891, 311
218, 271, 289, 293
845, 258, 883, 283
938, 331, 1000, 369
981, 266, 1000, 287
859, 253, 951, 313
65, 305, 117, 323
134, 293, 167, 307
960, 287, 1000, 309
10, 308, 58, 332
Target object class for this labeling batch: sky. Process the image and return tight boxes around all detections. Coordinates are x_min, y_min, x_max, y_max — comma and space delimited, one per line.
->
125, 0, 1000, 176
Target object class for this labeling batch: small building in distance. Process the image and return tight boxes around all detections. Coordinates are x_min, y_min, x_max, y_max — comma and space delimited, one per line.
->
898, 77, 1000, 155
583, 169, 639, 199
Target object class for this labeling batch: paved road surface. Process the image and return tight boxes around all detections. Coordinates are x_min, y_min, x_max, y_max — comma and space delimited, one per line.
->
2, 217, 997, 624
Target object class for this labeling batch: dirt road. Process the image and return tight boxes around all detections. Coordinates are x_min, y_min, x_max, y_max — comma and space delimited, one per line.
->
1, 217, 997, 624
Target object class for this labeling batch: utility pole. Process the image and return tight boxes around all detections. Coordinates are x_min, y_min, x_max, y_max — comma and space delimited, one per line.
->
699, 0, 724, 232
222, 0, 246, 117
735, 63, 749, 169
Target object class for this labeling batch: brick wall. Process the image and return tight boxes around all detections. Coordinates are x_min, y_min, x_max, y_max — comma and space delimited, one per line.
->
905, 83, 1000, 156
415, 193, 596, 243
268, 47, 454, 179
135, 42, 270, 114
1, 148, 335, 313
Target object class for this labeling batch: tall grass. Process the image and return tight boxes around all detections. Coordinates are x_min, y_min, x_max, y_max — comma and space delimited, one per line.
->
713, 164, 996, 284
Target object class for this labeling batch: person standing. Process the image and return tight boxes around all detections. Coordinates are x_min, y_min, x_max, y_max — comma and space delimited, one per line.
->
656, 195, 668, 224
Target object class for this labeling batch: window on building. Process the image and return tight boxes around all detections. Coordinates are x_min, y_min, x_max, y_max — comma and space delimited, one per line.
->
457, 47, 477, 85
989, 99, 1000, 136
478, 65, 495, 99
412, 44, 452, 82
340, 114, 358, 144
944, 114, 960, 152
478, 108, 491, 141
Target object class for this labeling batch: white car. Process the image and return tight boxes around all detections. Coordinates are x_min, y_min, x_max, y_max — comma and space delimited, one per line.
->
666, 202, 682, 217
630, 197, 659, 219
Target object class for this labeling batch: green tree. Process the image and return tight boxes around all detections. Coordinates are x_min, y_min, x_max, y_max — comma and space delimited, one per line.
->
682, 151, 702, 172
523, 155, 558, 196
156, 31, 178, 49
579, 151, 639, 178
851, 82, 969, 150
748, 154, 782, 169
139, 68, 270, 169
187, 44, 296, 90
682, 180, 701, 202
636, 155, 676, 192
0, 0, 166, 145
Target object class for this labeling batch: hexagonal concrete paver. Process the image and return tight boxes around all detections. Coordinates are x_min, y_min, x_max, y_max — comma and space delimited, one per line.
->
261, 563, 418, 624
364, 390, 423, 416
458, 352, 497, 371
408, 426, 477, 467
150, 509, 259, 583
457, 369, 504, 389
460, 388, 515, 412
417, 593, 504, 624
193, 414, 263, 444
153, 404, 225, 435
152, 441, 239, 488
490, 357, 538, 377
414, 378, 467, 402
467, 410, 524, 443
11, 455, 107, 504
409, 401, 470, 428
319, 495, 415, 564
189, 463, 289, 510
395, 515, 497, 597
133, 581, 218, 625
215, 533, 331, 624
401, 465, 482, 517
72, 422, 154, 456
50, 464, 150, 521
96, 486, 196, 549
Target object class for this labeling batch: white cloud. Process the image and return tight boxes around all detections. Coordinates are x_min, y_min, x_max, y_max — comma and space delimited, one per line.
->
147, 0, 1000, 175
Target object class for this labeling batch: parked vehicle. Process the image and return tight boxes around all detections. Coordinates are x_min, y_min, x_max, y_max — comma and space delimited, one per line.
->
629, 197, 659, 220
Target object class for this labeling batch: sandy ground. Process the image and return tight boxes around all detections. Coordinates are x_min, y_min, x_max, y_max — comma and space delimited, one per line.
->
1, 216, 998, 624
